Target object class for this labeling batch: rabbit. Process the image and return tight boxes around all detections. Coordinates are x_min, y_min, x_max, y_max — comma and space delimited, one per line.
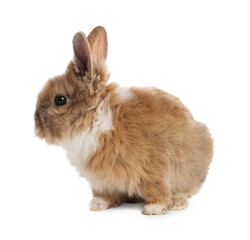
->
34, 26, 213, 215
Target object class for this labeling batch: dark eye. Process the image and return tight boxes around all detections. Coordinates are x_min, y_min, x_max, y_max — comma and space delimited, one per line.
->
54, 95, 67, 106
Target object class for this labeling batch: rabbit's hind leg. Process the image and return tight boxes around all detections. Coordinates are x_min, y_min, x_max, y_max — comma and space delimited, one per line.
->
141, 180, 173, 215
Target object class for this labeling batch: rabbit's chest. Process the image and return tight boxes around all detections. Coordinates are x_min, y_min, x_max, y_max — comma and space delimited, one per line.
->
62, 126, 101, 168
62, 96, 114, 169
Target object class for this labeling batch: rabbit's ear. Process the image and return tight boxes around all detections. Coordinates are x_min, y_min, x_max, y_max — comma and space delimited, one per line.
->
88, 26, 108, 64
73, 32, 93, 76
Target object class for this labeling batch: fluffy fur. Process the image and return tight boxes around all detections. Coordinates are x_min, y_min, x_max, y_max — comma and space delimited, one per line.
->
35, 26, 213, 215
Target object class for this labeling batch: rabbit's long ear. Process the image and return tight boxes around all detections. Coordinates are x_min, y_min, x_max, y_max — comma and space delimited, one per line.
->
88, 26, 108, 64
73, 32, 93, 76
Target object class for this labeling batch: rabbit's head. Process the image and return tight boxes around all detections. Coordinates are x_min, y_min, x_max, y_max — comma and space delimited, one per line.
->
34, 26, 109, 144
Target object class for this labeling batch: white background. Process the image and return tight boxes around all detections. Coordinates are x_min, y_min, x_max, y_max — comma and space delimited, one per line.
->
0, 0, 250, 239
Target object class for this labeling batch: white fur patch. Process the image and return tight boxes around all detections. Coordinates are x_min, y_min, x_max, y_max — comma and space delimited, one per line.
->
114, 86, 132, 102
89, 197, 109, 211
92, 98, 113, 132
143, 204, 168, 215
61, 97, 113, 170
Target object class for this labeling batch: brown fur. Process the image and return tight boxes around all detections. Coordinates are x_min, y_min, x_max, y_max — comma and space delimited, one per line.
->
35, 26, 213, 215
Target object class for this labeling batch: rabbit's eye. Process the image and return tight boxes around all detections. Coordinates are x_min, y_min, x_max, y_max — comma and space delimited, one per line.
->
54, 95, 67, 106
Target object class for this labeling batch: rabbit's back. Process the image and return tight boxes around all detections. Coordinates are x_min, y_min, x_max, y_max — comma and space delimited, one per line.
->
107, 86, 213, 197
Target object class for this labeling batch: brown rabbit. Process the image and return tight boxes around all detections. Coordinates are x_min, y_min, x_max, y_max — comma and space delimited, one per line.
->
34, 26, 213, 215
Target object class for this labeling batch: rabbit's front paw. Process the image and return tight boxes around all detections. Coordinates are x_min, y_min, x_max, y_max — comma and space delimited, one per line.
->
142, 203, 168, 215
90, 197, 109, 211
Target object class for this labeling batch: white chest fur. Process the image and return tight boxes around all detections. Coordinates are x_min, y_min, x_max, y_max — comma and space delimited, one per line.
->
61, 97, 113, 172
